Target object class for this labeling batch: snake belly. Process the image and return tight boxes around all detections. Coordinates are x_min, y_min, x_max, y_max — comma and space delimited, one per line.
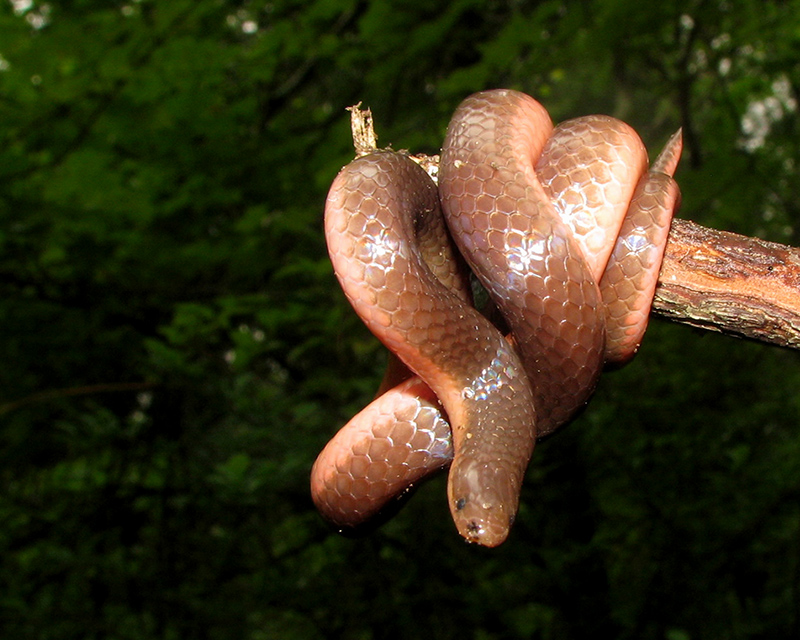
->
313, 89, 682, 546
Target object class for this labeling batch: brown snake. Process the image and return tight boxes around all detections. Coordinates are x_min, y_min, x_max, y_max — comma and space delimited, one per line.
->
312, 89, 682, 546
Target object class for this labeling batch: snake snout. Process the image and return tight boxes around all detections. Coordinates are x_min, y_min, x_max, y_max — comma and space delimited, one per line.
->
448, 455, 521, 547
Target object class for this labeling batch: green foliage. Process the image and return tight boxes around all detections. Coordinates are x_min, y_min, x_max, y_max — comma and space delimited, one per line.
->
1, 0, 800, 638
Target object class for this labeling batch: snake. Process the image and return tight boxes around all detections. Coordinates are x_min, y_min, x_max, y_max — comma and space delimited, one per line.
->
312, 89, 682, 547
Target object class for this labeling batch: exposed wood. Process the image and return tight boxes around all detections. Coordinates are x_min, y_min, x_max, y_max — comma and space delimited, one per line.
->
347, 103, 378, 157
653, 218, 800, 349
346, 104, 800, 352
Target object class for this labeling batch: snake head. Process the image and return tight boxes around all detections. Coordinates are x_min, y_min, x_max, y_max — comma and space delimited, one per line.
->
447, 455, 522, 547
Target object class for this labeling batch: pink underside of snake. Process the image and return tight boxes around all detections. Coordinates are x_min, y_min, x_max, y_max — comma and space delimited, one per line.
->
312, 89, 682, 547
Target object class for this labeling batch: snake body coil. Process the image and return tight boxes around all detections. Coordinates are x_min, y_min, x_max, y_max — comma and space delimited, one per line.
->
312, 89, 682, 547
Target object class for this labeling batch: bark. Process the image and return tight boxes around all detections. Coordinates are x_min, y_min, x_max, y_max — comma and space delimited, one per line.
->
347, 105, 800, 352
653, 218, 800, 349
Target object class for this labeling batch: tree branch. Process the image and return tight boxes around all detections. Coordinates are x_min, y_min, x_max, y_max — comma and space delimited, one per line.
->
653, 218, 800, 349
346, 105, 800, 352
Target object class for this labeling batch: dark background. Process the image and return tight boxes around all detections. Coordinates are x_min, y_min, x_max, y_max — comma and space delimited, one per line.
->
2, 1, 800, 638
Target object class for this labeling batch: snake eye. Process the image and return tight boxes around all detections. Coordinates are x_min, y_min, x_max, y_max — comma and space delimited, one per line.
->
455, 497, 467, 511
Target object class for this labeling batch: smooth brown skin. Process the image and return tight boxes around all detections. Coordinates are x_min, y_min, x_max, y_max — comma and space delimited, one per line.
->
601, 130, 682, 363
313, 89, 682, 546
310, 377, 453, 526
323, 149, 538, 545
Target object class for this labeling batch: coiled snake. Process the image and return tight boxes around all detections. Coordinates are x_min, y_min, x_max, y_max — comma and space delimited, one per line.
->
312, 89, 682, 547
